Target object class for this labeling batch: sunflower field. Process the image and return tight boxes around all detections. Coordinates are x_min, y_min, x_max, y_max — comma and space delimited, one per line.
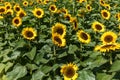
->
1, 0, 120, 80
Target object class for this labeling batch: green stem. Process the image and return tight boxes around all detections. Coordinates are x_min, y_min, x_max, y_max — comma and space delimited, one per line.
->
110, 52, 112, 65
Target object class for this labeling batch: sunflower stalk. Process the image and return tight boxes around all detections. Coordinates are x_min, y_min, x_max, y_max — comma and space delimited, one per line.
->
109, 52, 113, 65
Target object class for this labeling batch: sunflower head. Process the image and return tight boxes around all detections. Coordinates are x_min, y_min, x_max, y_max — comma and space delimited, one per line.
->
86, 4, 92, 12
16, 10, 26, 18
92, 21, 105, 32
13, 4, 21, 12
6, 9, 13, 15
22, 27, 37, 40
77, 30, 91, 44
12, 16, 22, 27
104, 4, 111, 10
43, 0, 49, 4
36, 0, 42, 4
52, 23, 66, 37
60, 8, 68, 14
52, 33, 66, 47
99, 0, 105, 6
60, 63, 78, 80
49, 4, 57, 13
101, 31, 117, 44
23, 1, 29, 7
32, 8, 44, 18
70, 17, 78, 30
0, 6, 6, 14
95, 43, 120, 52
5, 3, 12, 10
64, 14, 71, 21
101, 9, 110, 20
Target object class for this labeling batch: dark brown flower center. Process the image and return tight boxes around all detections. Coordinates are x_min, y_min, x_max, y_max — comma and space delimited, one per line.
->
103, 12, 108, 17
54, 36, 62, 44
87, 6, 90, 10
0, 8, 5, 12
56, 27, 63, 35
51, 6, 55, 11
95, 24, 102, 30
104, 35, 113, 43
19, 12, 25, 17
36, 11, 41, 15
6, 6, 10, 9
15, 7, 20, 11
25, 31, 34, 38
64, 67, 75, 78
80, 32, 88, 40
14, 19, 19, 24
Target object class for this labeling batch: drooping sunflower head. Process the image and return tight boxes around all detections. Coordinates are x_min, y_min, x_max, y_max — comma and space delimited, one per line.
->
23, 1, 29, 7
0, 6, 6, 14
52, 33, 66, 47
16, 10, 26, 18
60, 63, 78, 80
86, 4, 92, 12
101, 9, 110, 20
12, 16, 22, 27
92, 21, 105, 32
22, 27, 37, 40
101, 31, 117, 44
77, 30, 91, 44
49, 4, 57, 13
13, 4, 21, 12
52, 23, 66, 37
32, 8, 44, 18
94, 43, 120, 52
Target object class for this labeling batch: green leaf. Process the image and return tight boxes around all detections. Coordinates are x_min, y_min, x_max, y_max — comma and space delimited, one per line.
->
31, 70, 45, 80
109, 60, 120, 72
0, 63, 5, 73
14, 40, 26, 50
96, 73, 115, 80
5, 62, 13, 72
68, 44, 78, 54
25, 47, 36, 60
40, 65, 52, 74
77, 70, 95, 80
6, 65, 27, 80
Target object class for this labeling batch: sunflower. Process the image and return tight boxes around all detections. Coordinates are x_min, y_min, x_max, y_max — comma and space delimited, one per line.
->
77, 0, 87, 3
43, 0, 49, 4
77, 30, 91, 44
101, 31, 117, 44
91, 21, 105, 32
36, 0, 42, 4
64, 14, 71, 21
22, 27, 37, 40
60, 63, 78, 80
99, 0, 106, 6
6, 9, 13, 15
104, 4, 111, 10
16, 10, 26, 18
70, 17, 78, 30
5, 3, 12, 10
23, 1, 29, 7
32, 8, 44, 18
101, 10, 110, 20
94, 43, 120, 52
49, 4, 57, 13
59, 8, 68, 14
12, 16, 22, 27
0, 6, 6, 14
52, 33, 66, 47
13, 4, 21, 12
52, 23, 66, 37
86, 4, 92, 12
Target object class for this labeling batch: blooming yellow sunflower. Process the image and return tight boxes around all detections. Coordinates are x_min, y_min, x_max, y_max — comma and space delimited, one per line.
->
0, 6, 6, 14
43, 0, 49, 4
77, 0, 87, 3
32, 8, 44, 18
5, 3, 12, 10
64, 14, 72, 21
52, 33, 66, 47
60, 63, 78, 80
59, 8, 68, 14
23, 1, 29, 7
94, 43, 120, 52
77, 30, 91, 44
99, 0, 106, 6
13, 4, 21, 12
52, 23, 66, 37
104, 4, 111, 10
101, 31, 117, 44
22, 27, 37, 40
6, 9, 13, 15
86, 4, 92, 12
91, 21, 105, 32
70, 17, 78, 30
16, 10, 26, 18
101, 10, 110, 20
49, 4, 57, 13
36, 0, 42, 4
12, 16, 22, 27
